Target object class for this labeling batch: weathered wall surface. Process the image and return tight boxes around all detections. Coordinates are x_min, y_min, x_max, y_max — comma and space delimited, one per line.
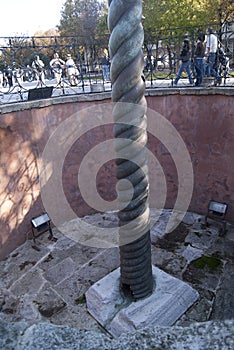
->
0, 90, 233, 259
146, 92, 234, 217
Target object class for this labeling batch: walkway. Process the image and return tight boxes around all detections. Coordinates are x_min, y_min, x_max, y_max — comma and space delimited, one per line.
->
1, 75, 234, 105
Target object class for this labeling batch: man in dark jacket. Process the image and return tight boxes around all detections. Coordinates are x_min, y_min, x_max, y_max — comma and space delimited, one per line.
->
174, 38, 193, 86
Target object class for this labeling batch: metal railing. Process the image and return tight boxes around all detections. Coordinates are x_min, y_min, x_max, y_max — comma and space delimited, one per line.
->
143, 22, 234, 88
0, 23, 234, 104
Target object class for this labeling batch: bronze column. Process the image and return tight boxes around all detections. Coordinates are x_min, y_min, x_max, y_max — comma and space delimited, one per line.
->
108, 0, 154, 300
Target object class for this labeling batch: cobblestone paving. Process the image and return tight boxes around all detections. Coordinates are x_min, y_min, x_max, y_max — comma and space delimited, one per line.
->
0, 210, 233, 332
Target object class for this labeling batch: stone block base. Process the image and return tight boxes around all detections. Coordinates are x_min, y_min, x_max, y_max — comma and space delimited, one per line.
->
86, 266, 199, 337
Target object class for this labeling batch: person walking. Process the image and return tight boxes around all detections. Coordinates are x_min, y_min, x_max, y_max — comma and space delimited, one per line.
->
194, 34, 206, 87
174, 38, 193, 86
65, 54, 79, 86
5, 66, 13, 87
205, 28, 221, 84
0, 70, 3, 88
50, 52, 65, 86
32, 55, 45, 85
101, 49, 110, 81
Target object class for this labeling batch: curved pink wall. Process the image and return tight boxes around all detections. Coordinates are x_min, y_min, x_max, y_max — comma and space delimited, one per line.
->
146, 92, 234, 218
0, 89, 233, 259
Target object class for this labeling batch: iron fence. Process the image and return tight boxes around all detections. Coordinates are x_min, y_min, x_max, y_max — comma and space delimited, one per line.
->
0, 23, 234, 104
143, 22, 234, 87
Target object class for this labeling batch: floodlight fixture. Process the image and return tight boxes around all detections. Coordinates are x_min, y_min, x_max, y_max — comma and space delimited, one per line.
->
31, 212, 57, 243
205, 200, 228, 235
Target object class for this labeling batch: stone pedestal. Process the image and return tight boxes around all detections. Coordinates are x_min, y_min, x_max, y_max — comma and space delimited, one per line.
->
86, 266, 199, 337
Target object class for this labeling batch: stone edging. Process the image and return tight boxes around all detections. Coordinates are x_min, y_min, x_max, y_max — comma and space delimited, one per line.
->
1, 319, 233, 350
1, 87, 234, 115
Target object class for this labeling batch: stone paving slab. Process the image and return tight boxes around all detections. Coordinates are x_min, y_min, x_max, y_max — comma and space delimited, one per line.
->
43, 257, 76, 285
53, 271, 92, 305
10, 269, 47, 297
210, 261, 234, 320
49, 303, 101, 331
182, 244, 203, 263
183, 259, 224, 292
0, 240, 50, 288
33, 284, 66, 318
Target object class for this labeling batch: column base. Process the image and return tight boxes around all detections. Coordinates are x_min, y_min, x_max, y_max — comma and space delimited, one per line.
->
86, 266, 199, 338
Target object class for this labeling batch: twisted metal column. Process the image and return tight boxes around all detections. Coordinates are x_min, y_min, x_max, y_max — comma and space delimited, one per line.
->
108, 0, 154, 300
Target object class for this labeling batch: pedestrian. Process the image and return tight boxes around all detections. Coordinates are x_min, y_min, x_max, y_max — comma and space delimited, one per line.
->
65, 54, 79, 86
0, 70, 3, 88
101, 49, 110, 81
194, 34, 206, 87
50, 52, 65, 86
174, 38, 193, 86
32, 55, 45, 85
4, 66, 13, 87
205, 28, 221, 84
2, 70, 8, 87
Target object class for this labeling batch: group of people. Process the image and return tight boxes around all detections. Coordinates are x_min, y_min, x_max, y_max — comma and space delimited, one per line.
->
174, 27, 223, 87
0, 53, 80, 89
49, 52, 80, 86
0, 65, 26, 88
31, 52, 80, 87
0, 48, 111, 89
31, 50, 110, 86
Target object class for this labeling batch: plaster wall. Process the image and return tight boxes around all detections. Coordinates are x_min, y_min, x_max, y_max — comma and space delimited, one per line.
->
0, 90, 233, 259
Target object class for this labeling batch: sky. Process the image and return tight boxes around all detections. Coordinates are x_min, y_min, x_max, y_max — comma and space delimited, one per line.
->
0, 0, 66, 37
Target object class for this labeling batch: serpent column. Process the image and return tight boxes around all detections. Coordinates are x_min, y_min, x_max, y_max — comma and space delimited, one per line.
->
108, 0, 154, 300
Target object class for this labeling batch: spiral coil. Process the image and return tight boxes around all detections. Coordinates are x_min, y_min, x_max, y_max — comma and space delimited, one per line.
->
108, 0, 154, 300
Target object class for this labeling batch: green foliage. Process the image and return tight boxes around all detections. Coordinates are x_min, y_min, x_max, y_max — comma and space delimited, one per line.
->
192, 255, 222, 271
58, 0, 106, 37
142, 0, 206, 32
142, 0, 234, 33
74, 294, 86, 304
205, 0, 234, 25
57, 1, 234, 37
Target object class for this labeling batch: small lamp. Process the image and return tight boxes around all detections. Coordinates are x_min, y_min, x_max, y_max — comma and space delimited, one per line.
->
31, 212, 57, 244
205, 200, 228, 235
